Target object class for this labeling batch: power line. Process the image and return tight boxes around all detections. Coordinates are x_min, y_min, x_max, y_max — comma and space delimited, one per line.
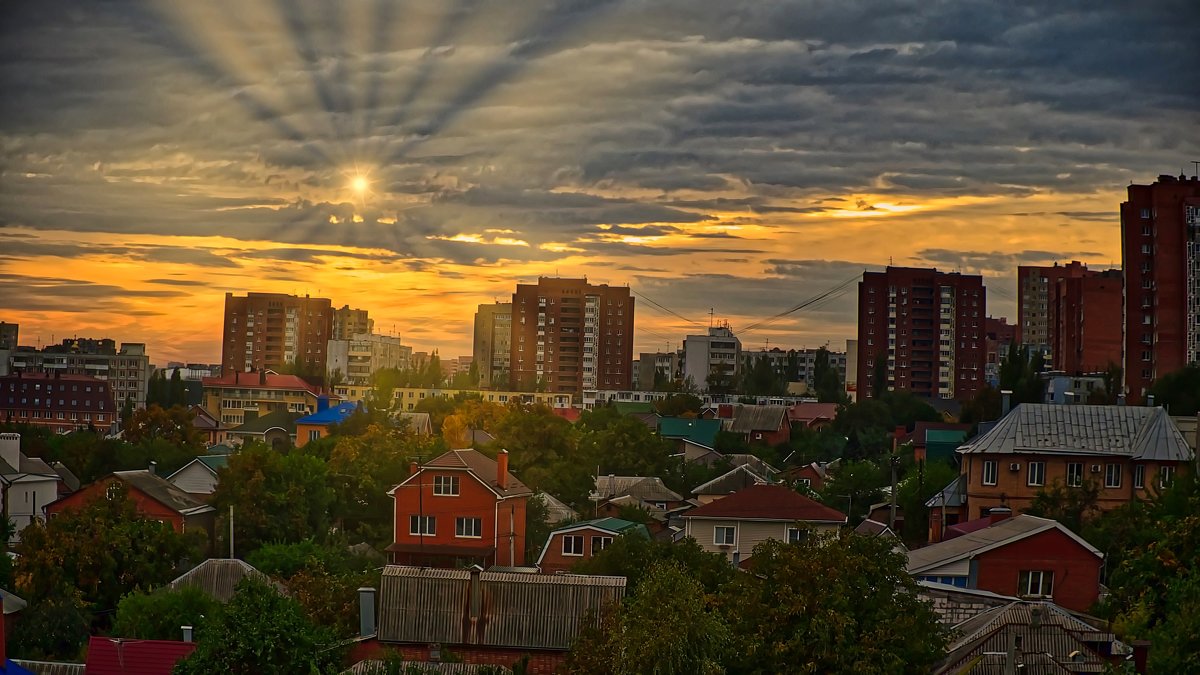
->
628, 288, 705, 327
739, 273, 863, 334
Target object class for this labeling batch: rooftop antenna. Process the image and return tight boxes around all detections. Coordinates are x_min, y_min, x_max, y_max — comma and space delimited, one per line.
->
1192, 160, 1199, 176
709, 308, 714, 329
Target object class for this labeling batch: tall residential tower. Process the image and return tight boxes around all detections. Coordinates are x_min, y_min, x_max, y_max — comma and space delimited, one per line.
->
221, 293, 332, 376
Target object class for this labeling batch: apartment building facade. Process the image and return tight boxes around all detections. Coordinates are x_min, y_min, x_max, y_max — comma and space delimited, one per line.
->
635, 351, 679, 391
0, 372, 117, 432
857, 266, 986, 401
1051, 270, 1123, 375
683, 325, 741, 393
473, 302, 512, 389
7, 340, 151, 408
201, 371, 326, 426
221, 292, 333, 375
1121, 174, 1200, 401
1017, 261, 1102, 358
326, 333, 410, 386
510, 278, 634, 398
332, 305, 373, 340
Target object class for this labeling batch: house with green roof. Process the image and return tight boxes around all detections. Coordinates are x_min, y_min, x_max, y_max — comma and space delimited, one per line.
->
168, 454, 230, 496
226, 409, 302, 448
658, 417, 722, 461
536, 517, 649, 573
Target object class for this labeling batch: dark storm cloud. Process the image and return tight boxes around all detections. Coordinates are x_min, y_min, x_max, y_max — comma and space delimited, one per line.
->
0, 273, 187, 312
0, 0, 1196, 298
915, 249, 1111, 274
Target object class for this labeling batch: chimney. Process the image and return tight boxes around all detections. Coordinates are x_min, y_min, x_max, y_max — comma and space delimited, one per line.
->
148, 461, 157, 476
182, 625, 194, 642
1147, 394, 1155, 407
259, 370, 266, 386
988, 505, 1012, 525
0, 432, 20, 472
1131, 640, 1150, 674
497, 449, 509, 488
1117, 393, 1126, 406
409, 460, 419, 476
468, 566, 483, 619
357, 587, 377, 638
1001, 390, 1013, 416
317, 395, 329, 412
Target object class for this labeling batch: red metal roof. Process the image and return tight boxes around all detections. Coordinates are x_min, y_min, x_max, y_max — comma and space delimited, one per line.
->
201, 371, 321, 394
85, 636, 196, 675
787, 402, 839, 424
551, 407, 581, 423
682, 484, 847, 522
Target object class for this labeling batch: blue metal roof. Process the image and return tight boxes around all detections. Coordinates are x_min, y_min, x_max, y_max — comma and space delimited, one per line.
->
295, 401, 360, 426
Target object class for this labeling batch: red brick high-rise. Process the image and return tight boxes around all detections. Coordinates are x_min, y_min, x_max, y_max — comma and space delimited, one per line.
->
857, 267, 985, 401
1017, 261, 1104, 359
510, 278, 634, 398
1051, 270, 1123, 375
1121, 174, 1200, 401
221, 293, 333, 376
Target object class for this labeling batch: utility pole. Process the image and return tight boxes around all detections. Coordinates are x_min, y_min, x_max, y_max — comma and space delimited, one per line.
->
228, 505, 234, 558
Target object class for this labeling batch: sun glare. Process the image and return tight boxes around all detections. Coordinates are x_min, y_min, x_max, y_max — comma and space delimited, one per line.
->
351, 175, 369, 194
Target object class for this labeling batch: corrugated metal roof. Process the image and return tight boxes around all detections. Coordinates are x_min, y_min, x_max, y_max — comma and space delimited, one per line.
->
167, 559, 283, 602
113, 470, 215, 516
692, 464, 767, 495
84, 637, 196, 675
729, 405, 789, 434
12, 661, 85, 675
535, 492, 578, 524
657, 417, 721, 448
907, 515, 1099, 574
593, 475, 683, 503
958, 404, 1192, 461
378, 566, 625, 650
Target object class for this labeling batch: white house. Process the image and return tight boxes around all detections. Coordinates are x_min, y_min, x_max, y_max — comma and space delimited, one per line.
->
0, 432, 64, 542
167, 455, 229, 495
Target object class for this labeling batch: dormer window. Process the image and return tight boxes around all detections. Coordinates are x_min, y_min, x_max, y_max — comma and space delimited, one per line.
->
433, 475, 460, 496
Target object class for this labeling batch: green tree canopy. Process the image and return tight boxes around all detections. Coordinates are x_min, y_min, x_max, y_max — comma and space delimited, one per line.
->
653, 393, 704, 417
572, 533, 734, 595
812, 347, 846, 404
112, 586, 220, 641
721, 535, 949, 674
1148, 363, 1200, 414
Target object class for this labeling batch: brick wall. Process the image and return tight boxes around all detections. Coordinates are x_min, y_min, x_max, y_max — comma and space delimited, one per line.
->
918, 586, 1013, 626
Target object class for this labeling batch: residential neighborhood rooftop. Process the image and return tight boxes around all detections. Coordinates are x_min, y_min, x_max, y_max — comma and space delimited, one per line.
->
111, 469, 216, 516
420, 448, 532, 497
682, 484, 847, 523
907, 514, 1101, 575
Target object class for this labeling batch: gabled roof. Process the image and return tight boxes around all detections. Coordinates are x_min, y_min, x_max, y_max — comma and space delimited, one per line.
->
925, 474, 966, 508
112, 470, 215, 517
403, 449, 532, 498
657, 417, 721, 448
295, 401, 360, 426
2, 587, 27, 615
201, 371, 321, 394
378, 565, 625, 650
0, 452, 59, 479
692, 464, 768, 496
189, 404, 223, 430
535, 492, 578, 524
907, 514, 1101, 575
167, 455, 229, 481
84, 636, 195, 675
228, 409, 302, 436
167, 559, 281, 602
958, 404, 1193, 462
593, 475, 683, 503
395, 411, 433, 436
730, 405, 789, 433
726, 453, 780, 476
681, 484, 847, 523
51, 461, 80, 491
536, 519, 649, 566
788, 401, 839, 424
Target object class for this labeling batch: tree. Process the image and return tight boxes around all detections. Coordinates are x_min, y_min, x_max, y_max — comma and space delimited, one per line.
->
812, 347, 845, 404
8, 588, 91, 660
818, 459, 886, 523
1026, 478, 1102, 533
120, 394, 136, 428
211, 442, 334, 556
565, 562, 729, 675
174, 578, 344, 675
959, 386, 1001, 426
895, 459, 961, 545
124, 404, 204, 449
492, 403, 578, 497
573, 533, 734, 595
169, 369, 188, 407
721, 536, 949, 674
524, 494, 555, 563
112, 586, 220, 640
999, 343, 1046, 405
1148, 363, 1200, 414
654, 393, 703, 417
14, 483, 203, 613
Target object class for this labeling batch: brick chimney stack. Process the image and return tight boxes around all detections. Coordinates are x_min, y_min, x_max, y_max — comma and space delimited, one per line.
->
988, 505, 1013, 525
497, 449, 509, 489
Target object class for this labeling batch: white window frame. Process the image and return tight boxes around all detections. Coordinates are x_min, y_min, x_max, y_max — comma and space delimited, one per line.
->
787, 527, 804, 544
1134, 464, 1145, 489
1019, 570, 1054, 597
590, 535, 613, 553
1105, 463, 1122, 489
409, 515, 435, 536
1066, 463, 1083, 488
562, 535, 584, 556
1159, 466, 1175, 488
433, 475, 460, 496
455, 516, 482, 538
714, 526, 736, 546
1027, 462, 1045, 487
982, 461, 997, 486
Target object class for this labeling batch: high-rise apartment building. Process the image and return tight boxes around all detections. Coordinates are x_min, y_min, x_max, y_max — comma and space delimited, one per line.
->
1121, 173, 1200, 400
1017, 261, 1103, 358
473, 303, 512, 389
1052, 270, 1123, 375
636, 351, 680, 391
984, 317, 1016, 387
326, 333, 411, 386
510, 278, 634, 397
857, 266, 985, 401
682, 325, 741, 393
7, 340, 152, 408
332, 305, 373, 341
221, 293, 332, 376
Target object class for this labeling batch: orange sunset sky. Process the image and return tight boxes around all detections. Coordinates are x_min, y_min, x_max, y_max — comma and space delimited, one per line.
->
1, 1, 1195, 365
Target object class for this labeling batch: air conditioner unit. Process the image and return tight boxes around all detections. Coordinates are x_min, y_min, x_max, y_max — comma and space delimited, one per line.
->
1009, 463, 1021, 472
1091, 464, 1102, 473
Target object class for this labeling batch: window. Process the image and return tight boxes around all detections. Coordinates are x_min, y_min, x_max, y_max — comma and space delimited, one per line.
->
1019, 570, 1054, 597
787, 527, 805, 544
798, 477, 812, 488
591, 536, 613, 553
409, 515, 435, 535
308, 430, 321, 442
1105, 464, 1122, 488
1159, 466, 1176, 488
1027, 462, 1045, 487
714, 526, 736, 546
982, 461, 998, 486
433, 475, 460, 496
562, 535, 584, 556
1066, 463, 1083, 488
1134, 464, 1145, 488
455, 517, 482, 538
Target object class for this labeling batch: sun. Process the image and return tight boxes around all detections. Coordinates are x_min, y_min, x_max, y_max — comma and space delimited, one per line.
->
351, 175, 369, 194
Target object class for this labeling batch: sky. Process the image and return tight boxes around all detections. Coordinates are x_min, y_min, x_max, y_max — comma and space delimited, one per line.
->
1, 0, 1197, 365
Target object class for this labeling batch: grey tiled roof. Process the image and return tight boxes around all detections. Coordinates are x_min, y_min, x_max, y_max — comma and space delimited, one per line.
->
593, 475, 683, 503
958, 404, 1193, 462
113, 470, 215, 516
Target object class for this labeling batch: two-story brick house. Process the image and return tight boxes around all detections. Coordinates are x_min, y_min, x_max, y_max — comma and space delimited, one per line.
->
680, 484, 846, 563
387, 449, 532, 568
955, 404, 1192, 521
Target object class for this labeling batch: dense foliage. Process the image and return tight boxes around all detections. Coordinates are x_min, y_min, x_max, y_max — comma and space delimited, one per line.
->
112, 586, 220, 641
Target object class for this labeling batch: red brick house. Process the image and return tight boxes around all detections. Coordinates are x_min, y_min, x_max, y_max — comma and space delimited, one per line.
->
536, 517, 649, 574
907, 511, 1103, 613
387, 449, 531, 568
782, 461, 836, 493
730, 405, 790, 446
46, 469, 216, 544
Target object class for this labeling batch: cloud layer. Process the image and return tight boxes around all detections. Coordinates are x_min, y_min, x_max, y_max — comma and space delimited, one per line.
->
1, 0, 1196, 361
